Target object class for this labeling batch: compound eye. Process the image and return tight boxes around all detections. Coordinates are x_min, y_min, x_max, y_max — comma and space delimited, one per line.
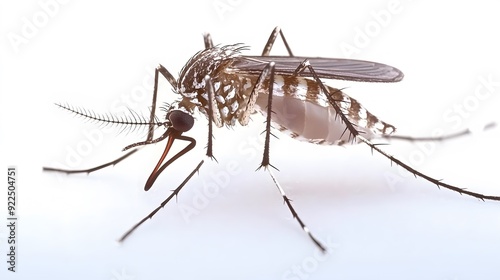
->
168, 110, 194, 132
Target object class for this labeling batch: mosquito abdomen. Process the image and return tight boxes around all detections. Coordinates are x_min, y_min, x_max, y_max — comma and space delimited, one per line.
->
255, 77, 395, 145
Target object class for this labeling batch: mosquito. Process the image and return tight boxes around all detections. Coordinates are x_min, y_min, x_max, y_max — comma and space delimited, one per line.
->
43, 27, 499, 252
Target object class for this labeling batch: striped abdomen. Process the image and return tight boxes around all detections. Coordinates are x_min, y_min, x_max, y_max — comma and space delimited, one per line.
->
253, 75, 396, 145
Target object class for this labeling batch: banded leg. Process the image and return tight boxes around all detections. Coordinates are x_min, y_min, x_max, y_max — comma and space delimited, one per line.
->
293, 59, 500, 201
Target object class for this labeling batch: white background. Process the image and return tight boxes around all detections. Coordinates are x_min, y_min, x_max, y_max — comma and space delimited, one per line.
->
1, 0, 500, 279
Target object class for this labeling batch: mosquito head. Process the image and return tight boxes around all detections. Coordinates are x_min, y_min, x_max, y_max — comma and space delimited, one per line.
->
139, 108, 196, 192
166, 110, 194, 133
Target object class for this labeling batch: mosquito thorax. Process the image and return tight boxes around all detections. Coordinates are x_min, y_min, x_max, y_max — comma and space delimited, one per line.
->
177, 44, 247, 94
175, 44, 254, 127
167, 110, 194, 132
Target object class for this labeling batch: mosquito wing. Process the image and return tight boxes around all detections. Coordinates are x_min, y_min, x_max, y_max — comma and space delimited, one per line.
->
229, 56, 404, 83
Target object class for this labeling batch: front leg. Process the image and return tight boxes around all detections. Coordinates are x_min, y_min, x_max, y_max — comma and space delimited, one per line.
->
148, 64, 178, 141
203, 75, 223, 160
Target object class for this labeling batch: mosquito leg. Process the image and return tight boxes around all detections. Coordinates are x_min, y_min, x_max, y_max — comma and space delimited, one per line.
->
203, 76, 223, 160
297, 60, 500, 201
147, 67, 160, 141
259, 65, 278, 169
203, 33, 214, 49
43, 149, 139, 174
243, 61, 277, 169
118, 159, 204, 242
384, 122, 496, 142
261, 26, 294, 56
203, 27, 293, 55
267, 168, 327, 252
245, 62, 326, 251
149, 65, 178, 141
